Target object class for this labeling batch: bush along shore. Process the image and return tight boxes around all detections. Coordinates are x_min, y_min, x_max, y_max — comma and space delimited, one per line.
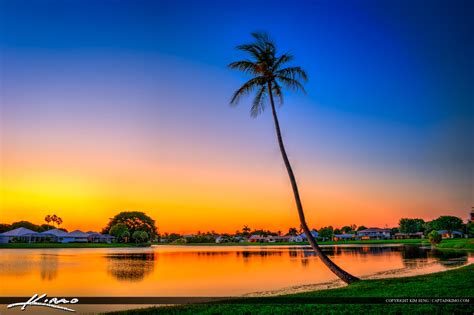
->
106, 264, 474, 315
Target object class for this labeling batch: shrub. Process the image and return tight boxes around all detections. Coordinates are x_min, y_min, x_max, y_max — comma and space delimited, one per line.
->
428, 230, 442, 245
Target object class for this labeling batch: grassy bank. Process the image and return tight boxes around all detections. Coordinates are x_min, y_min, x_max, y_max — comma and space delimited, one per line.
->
0, 242, 151, 249
107, 264, 474, 314
154, 238, 473, 248
435, 238, 474, 250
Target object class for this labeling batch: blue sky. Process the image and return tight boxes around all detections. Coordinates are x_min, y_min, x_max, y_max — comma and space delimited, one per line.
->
0, 0, 472, 230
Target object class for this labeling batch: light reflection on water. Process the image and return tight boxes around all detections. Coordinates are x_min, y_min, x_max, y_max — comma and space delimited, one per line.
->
0, 245, 471, 296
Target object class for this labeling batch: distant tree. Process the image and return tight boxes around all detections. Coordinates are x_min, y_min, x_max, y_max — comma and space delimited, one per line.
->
0, 224, 11, 233
399, 218, 425, 233
357, 226, 367, 232
340, 226, 354, 234
429, 216, 463, 236
102, 211, 158, 240
11, 221, 44, 232
391, 227, 400, 234
465, 222, 474, 236
132, 230, 149, 243
44, 215, 52, 228
167, 233, 182, 242
242, 225, 251, 236
428, 230, 441, 245
109, 223, 130, 242
334, 228, 341, 235
288, 227, 298, 236
318, 226, 334, 241
41, 224, 55, 231
45, 214, 63, 229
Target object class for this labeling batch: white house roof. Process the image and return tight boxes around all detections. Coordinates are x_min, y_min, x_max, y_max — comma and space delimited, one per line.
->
334, 234, 355, 238
358, 228, 391, 233
0, 227, 38, 237
40, 229, 68, 237
299, 229, 319, 238
67, 230, 89, 237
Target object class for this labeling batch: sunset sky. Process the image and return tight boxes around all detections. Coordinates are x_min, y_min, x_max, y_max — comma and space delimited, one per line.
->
1, 0, 472, 233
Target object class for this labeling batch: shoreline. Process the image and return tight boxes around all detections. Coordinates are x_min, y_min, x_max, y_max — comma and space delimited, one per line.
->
106, 264, 474, 314
243, 259, 474, 297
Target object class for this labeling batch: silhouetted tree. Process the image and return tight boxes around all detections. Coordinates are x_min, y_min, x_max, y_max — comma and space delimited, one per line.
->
229, 32, 358, 284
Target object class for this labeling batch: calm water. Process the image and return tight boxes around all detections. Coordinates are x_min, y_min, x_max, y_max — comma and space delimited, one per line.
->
1, 245, 472, 297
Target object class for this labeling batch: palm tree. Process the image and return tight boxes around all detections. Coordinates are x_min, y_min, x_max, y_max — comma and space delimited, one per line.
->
228, 32, 359, 284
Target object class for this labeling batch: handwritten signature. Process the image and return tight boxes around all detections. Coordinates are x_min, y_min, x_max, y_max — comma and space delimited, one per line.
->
7, 294, 78, 312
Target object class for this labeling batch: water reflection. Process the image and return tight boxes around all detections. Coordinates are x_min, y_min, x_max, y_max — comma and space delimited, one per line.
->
0, 245, 471, 297
106, 253, 155, 282
40, 254, 59, 281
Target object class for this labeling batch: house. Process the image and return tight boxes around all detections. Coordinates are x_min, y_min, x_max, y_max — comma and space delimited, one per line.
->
40, 229, 74, 243
357, 228, 391, 240
333, 234, 356, 241
87, 232, 115, 243
248, 234, 266, 243
299, 229, 319, 240
266, 235, 290, 243
215, 235, 230, 243
393, 232, 424, 239
288, 235, 303, 242
437, 230, 463, 239
66, 230, 90, 243
0, 227, 39, 243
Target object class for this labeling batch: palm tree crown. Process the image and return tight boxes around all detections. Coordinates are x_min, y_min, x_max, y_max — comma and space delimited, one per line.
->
228, 32, 308, 116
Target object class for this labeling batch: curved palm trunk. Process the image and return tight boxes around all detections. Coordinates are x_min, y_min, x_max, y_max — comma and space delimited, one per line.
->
267, 83, 359, 284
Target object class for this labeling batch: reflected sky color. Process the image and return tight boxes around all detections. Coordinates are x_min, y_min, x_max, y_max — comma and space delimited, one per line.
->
0, 0, 472, 233
0, 245, 471, 297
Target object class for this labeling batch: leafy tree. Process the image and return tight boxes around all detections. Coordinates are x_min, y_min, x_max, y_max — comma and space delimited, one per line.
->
334, 228, 341, 235
109, 223, 130, 242
429, 216, 463, 235
229, 32, 358, 284
465, 222, 474, 236
288, 227, 298, 236
45, 214, 63, 229
0, 224, 11, 233
11, 221, 44, 232
357, 226, 368, 232
340, 226, 354, 234
318, 226, 334, 241
103, 211, 158, 240
132, 230, 149, 243
391, 227, 400, 234
428, 230, 441, 245
41, 224, 55, 231
399, 218, 425, 233
242, 225, 251, 236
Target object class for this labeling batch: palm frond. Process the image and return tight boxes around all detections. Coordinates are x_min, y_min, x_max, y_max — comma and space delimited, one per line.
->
228, 60, 259, 75
273, 53, 294, 71
236, 44, 264, 61
276, 75, 307, 94
251, 86, 267, 117
230, 76, 266, 106
272, 81, 284, 105
275, 66, 308, 82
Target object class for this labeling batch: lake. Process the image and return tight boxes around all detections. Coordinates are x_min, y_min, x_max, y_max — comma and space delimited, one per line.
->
1, 244, 472, 299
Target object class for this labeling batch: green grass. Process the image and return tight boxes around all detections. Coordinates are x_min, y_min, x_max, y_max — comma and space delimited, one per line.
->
106, 264, 474, 315
0, 242, 151, 248
435, 238, 474, 250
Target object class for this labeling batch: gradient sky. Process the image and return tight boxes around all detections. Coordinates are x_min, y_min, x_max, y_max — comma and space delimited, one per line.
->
1, 0, 472, 233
